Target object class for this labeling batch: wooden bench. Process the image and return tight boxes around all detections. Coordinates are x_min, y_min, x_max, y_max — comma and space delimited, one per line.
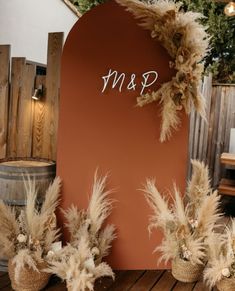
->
219, 153, 235, 196
218, 178, 235, 196
221, 153, 235, 166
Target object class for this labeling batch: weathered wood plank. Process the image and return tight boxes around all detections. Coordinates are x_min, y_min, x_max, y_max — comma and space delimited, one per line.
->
42, 32, 63, 161
197, 79, 206, 160
7, 58, 26, 158
16, 63, 36, 157
192, 112, 201, 160
129, 270, 163, 290
231, 91, 235, 128
0, 273, 11, 288
188, 108, 196, 179
201, 74, 212, 161
32, 75, 46, 158
151, 270, 177, 290
213, 87, 227, 187
193, 280, 211, 291
173, 281, 195, 291
209, 87, 221, 185
107, 270, 145, 290
7, 59, 35, 158
206, 86, 217, 168
223, 88, 233, 153
45, 283, 66, 291
0, 45, 10, 159
0, 271, 7, 277
95, 271, 124, 291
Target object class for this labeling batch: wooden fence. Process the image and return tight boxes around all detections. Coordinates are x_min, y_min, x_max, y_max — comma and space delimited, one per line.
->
0, 36, 234, 185
189, 75, 235, 187
0, 32, 63, 161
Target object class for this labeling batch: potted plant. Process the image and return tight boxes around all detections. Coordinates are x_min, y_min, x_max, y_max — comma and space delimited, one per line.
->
0, 177, 61, 291
143, 160, 221, 282
46, 172, 116, 291
204, 220, 235, 291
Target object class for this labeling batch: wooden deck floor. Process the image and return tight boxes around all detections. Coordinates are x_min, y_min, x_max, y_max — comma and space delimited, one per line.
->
0, 270, 217, 290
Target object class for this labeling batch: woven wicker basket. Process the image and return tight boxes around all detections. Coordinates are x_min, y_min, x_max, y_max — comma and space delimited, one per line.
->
216, 277, 235, 291
8, 259, 50, 291
171, 257, 204, 283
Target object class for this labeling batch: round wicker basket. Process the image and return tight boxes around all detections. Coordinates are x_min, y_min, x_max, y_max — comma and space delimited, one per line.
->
171, 257, 204, 283
216, 277, 235, 291
8, 259, 50, 291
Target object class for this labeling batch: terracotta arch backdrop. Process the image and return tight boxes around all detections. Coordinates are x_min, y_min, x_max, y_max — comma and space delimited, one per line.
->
57, 0, 189, 269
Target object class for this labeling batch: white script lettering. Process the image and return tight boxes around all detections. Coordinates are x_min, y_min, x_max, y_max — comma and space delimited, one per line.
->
101, 69, 158, 95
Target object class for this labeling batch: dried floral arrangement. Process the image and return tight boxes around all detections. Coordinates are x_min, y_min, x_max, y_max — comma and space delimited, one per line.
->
0, 177, 61, 288
116, 0, 210, 142
143, 160, 221, 282
204, 220, 235, 290
46, 172, 116, 291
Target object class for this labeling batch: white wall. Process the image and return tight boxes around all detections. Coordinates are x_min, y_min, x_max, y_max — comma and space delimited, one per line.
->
0, 0, 78, 64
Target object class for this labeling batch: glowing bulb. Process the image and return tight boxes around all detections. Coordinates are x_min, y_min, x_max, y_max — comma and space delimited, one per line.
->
224, 2, 235, 16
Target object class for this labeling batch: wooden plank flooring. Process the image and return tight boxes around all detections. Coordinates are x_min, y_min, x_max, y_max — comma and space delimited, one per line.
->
0, 270, 216, 290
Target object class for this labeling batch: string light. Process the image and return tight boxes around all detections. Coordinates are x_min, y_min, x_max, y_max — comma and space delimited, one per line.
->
224, 1, 235, 16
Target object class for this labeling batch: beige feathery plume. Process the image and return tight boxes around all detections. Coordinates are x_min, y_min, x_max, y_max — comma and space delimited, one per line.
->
0, 235, 15, 258
196, 190, 221, 237
154, 235, 178, 264
47, 238, 114, 291
204, 252, 233, 288
115, 0, 209, 142
144, 179, 175, 233
93, 262, 114, 280
206, 232, 223, 262
0, 200, 19, 243
77, 235, 92, 263
24, 177, 61, 246
160, 94, 181, 142
186, 235, 206, 265
24, 177, 38, 236
62, 205, 85, 242
187, 159, 211, 202
98, 224, 116, 259
173, 185, 188, 228
116, 0, 157, 31
204, 222, 235, 288
0, 200, 19, 257
87, 171, 114, 234
40, 177, 62, 216
222, 219, 235, 256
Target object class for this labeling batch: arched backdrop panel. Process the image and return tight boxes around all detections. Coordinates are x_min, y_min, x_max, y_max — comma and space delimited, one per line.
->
57, 0, 189, 269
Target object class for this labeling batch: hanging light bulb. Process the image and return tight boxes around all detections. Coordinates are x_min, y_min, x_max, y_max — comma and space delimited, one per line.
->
224, 1, 235, 16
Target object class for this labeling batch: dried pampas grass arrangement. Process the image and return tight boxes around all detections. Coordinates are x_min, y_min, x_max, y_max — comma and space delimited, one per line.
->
143, 160, 221, 282
0, 176, 62, 290
204, 220, 235, 290
116, 0, 209, 142
47, 239, 114, 291
47, 171, 116, 291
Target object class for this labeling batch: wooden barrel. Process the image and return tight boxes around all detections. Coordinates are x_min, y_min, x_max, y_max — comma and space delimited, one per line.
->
0, 158, 56, 272
0, 158, 56, 206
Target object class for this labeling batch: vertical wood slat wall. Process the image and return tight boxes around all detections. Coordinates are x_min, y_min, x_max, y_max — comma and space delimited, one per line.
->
189, 75, 235, 187
0, 32, 63, 161
0, 45, 10, 159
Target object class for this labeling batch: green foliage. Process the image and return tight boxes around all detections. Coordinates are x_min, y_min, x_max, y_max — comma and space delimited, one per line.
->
71, 0, 106, 15
178, 0, 235, 83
